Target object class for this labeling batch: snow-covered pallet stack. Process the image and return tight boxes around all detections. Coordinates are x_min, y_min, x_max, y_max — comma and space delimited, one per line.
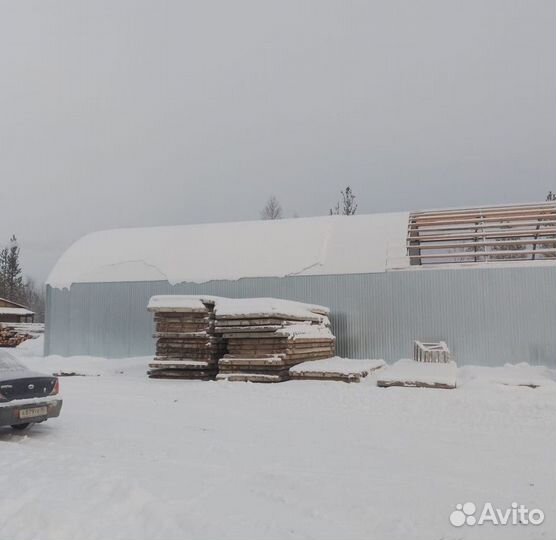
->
376, 359, 458, 389
290, 358, 385, 383
214, 299, 335, 383
147, 296, 225, 380
373, 341, 456, 389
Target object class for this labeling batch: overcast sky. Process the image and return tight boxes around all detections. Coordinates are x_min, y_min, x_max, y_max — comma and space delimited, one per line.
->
1, 0, 554, 282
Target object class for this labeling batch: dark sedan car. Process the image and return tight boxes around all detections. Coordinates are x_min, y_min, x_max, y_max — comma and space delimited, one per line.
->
0, 350, 62, 430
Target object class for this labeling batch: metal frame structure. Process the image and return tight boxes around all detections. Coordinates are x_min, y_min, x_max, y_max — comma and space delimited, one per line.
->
408, 202, 556, 265
414, 341, 451, 363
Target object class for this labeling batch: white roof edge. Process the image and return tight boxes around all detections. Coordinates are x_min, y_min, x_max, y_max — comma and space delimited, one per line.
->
0, 307, 34, 315
46, 212, 410, 289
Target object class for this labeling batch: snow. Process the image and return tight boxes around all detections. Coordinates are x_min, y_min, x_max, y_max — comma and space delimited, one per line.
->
276, 323, 334, 339
147, 295, 212, 312
290, 357, 385, 375
46, 213, 410, 289
148, 295, 330, 320
1, 338, 555, 540
0, 307, 34, 316
1, 322, 44, 336
458, 363, 556, 389
377, 359, 458, 388
219, 356, 284, 366
150, 360, 210, 368
148, 295, 331, 328
0, 394, 61, 408
214, 297, 329, 319
0, 348, 26, 370
11, 334, 46, 358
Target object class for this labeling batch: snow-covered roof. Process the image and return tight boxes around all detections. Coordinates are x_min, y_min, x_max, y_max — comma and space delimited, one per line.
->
47, 213, 410, 289
0, 307, 34, 316
0, 296, 29, 309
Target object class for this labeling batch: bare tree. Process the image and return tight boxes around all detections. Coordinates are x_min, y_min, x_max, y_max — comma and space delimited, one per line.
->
260, 195, 283, 220
22, 278, 46, 322
330, 186, 358, 215
547, 191, 556, 201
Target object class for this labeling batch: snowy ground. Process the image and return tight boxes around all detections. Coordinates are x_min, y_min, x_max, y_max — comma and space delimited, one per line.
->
1, 338, 555, 540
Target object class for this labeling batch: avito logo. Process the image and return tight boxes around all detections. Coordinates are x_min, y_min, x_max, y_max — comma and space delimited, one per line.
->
450, 502, 544, 527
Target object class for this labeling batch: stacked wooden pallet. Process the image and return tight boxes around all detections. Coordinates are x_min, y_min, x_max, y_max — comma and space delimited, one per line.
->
374, 340, 456, 389
147, 296, 225, 379
290, 358, 385, 383
376, 359, 457, 389
214, 298, 335, 383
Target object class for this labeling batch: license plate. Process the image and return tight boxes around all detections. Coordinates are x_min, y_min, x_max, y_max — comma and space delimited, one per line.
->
19, 406, 47, 419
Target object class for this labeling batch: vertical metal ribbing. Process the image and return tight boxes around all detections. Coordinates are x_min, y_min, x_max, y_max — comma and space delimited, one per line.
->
46, 266, 556, 367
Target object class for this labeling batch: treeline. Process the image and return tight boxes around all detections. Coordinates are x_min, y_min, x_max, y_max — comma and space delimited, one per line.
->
0, 235, 45, 322
261, 186, 358, 220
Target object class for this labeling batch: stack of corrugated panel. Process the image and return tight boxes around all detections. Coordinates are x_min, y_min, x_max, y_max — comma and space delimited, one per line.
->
290, 358, 385, 383
214, 299, 335, 383
147, 296, 225, 380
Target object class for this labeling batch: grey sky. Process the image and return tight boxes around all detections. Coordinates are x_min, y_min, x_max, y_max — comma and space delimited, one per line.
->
1, 0, 554, 282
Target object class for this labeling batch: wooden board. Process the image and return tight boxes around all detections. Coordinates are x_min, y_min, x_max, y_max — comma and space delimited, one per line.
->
149, 360, 211, 369
376, 380, 456, 389
290, 372, 362, 383
216, 372, 289, 383
148, 369, 216, 380
214, 326, 285, 334
214, 318, 290, 327
215, 313, 323, 322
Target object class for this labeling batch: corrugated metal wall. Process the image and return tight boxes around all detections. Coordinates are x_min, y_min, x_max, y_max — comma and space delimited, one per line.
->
45, 266, 556, 367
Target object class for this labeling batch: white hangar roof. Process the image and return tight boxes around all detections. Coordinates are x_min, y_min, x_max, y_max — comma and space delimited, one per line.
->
47, 202, 556, 290
46, 213, 410, 289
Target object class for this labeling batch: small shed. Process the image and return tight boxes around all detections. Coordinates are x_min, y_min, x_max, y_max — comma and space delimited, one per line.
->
0, 297, 35, 324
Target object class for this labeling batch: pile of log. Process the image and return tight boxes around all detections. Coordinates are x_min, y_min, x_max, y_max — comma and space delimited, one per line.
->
214, 299, 336, 383
0, 325, 32, 347
3, 322, 45, 338
147, 296, 225, 379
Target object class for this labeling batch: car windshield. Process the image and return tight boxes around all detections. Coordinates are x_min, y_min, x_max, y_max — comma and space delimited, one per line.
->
0, 350, 26, 371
